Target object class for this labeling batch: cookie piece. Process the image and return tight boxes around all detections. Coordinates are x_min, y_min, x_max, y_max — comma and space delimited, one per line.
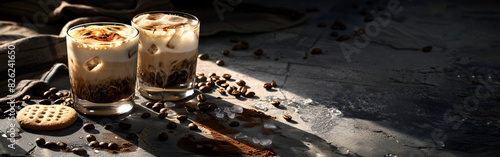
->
17, 105, 78, 130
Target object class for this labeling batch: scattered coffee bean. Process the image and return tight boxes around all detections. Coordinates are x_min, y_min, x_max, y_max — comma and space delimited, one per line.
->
104, 124, 113, 130
352, 2, 359, 8
196, 94, 206, 102
36, 137, 45, 146
331, 25, 338, 30
334, 20, 342, 26
271, 100, 281, 107
216, 87, 226, 94
198, 102, 209, 111
159, 108, 169, 114
158, 132, 169, 141
222, 50, 230, 56
340, 25, 346, 30
185, 105, 196, 113
231, 90, 242, 98
63, 91, 70, 97
86, 134, 96, 142
241, 40, 249, 46
226, 86, 234, 95
118, 122, 131, 130
253, 48, 263, 56
152, 102, 165, 112
216, 60, 225, 66
317, 23, 327, 27
311, 48, 322, 54
229, 121, 240, 127
141, 112, 151, 118
196, 72, 205, 77
55, 92, 64, 98
72, 148, 87, 155
220, 83, 229, 88
422, 46, 432, 52
188, 123, 198, 130
177, 115, 188, 121
355, 29, 366, 35
221, 74, 231, 80
202, 144, 215, 150
48, 87, 58, 93
331, 32, 339, 37
54, 98, 65, 104
206, 81, 215, 87
264, 83, 273, 90
145, 102, 155, 108
22, 95, 31, 102
361, 8, 368, 15
244, 91, 255, 97
232, 45, 242, 50
238, 86, 247, 95
158, 112, 168, 119
208, 104, 217, 111
283, 114, 292, 121
337, 35, 349, 41
215, 80, 226, 86
39, 99, 51, 105
126, 133, 137, 139
108, 142, 118, 150
377, 7, 385, 11
57, 141, 67, 148
235, 80, 246, 86
198, 53, 209, 60
364, 17, 373, 22
44, 141, 58, 149
98, 142, 108, 148
43, 91, 53, 99
83, 123, 95, 131
230, 37, 239, 42
89, 141, 99, 147
271, 80, 277, 87
197, 76, 207, 82
199, 85, 212, 92
196, 82, 205, 89
167, 122, 177, 129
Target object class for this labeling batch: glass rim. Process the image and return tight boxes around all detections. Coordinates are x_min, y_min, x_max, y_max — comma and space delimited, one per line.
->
66, 22, 139, 45
131, 10, 200, 30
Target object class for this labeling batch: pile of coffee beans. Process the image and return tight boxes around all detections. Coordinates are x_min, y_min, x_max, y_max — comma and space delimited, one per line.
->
193, 72, 256, 98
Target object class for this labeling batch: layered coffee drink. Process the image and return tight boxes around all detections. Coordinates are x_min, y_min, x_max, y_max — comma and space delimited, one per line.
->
66, 22, 139, 116
132, 11, 200, 101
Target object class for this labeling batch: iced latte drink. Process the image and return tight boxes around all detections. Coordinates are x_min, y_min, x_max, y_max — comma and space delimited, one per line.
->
66, 22, 139, 116
132, 11, 200, 101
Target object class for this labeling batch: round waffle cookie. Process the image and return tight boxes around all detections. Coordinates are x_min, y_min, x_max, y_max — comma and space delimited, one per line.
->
17, 105, 78, 130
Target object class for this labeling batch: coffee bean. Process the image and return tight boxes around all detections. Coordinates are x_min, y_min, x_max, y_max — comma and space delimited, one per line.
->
334, 20, 342, 26
337, 35, 349, 41
158, 112, 168, 118
152, 102, 165, 112
230, 37, 239, 42
167, 122, 177, 129
235, 80, 246, 86
355, 29, 366, 35
144, 102, 154, 108
377, 7, 385, 11
222, 50, 230, 56
232, 45, 242, 50
226, 86, 234, 95
216, 87, 226, 94
199, 85, 212, 92
220, 83, 229, 88
264, 83, 273, 90
158, 132, 168, 141
141, 112, 151, 118
185, 105, 196, 113
48, 87, 58, 93
196, 72, 205, 77
253, 48, 263, 56
364, 17, 373, 22
104, 124, 113, 130
86, 134, 96, 142
361, 8, 368, 15
126, 133, 137, 139
221, 73, 231, 80
207, 73, 216, 77
271, 100, 280, 107
72, 148, 87, 155
187, 123, 198, 130
271, 80, 277, 87
35, 137, 45, 146
331, 32, 339, 37
197, 102, 209, 111
118, 122, 131, 130
63, 91, 70, 97
283, 114, 292, 121
208, 104, 217, 111
352, 2, 359, 8
55, 92, 64, 98
54, 98, 65, 104
42, 91, 53, 99
241, 40, 249, 46
238, 86, 247, 95
44, 141, 58, 149
159, 108, 169, 114
311, 48, 322, 54
198, 53, 209, 60
196, 94, 206, 102
216, 60, 225, 66
340, 25, 346, 30
83, 123, 95, 131
331, 25, 338, 30
108, 142, 118, 150
177, 115, 188, 121
244, 91, 255, 97
422, 46, 432, 52
215, 80, 226, 86
99, 142, 108, 148
196, 82, 205, 89
231, 90, 242, 98
202, 144, 215, 150
57, 141, 67, 148
22, 95, 31, 102
197, 76, 207, 82
38, 99, 51, 105
317, 23, 327, 27
89, 141, 99, 147
229, 121, 240, 127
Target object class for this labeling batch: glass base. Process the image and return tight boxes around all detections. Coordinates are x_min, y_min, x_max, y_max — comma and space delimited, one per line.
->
72, 94, 135, 116
138, 81, 194, 101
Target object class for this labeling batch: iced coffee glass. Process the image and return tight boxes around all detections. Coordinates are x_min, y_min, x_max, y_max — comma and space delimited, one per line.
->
132, 11, 200, 101
66, 22, 139, 116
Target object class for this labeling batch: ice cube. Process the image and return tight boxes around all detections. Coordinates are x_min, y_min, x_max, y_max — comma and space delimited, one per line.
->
128, 46, 138, 58
146, 13, 164, 20
259, 138, 272, 146
252, 137, 260, 144
166, 109, 178, 118
214, 108, 221, 113
227, 112, 235, 119
231, 105, 243, 113
266, 96, 279, 102
303, 98, 314, 105
166, 28, 185, 49
263, 122, 277, 130
234, 132, 248, 139
216, 112, 225, 119
383, 153, 397, 157
84, 56, 102, 71
167, 16, 188, 23
254, 102, 268, 111
147, 44, 159, 54
164, 102, 176, 108
223, 107, 231, 114
335, 147, 349, 155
